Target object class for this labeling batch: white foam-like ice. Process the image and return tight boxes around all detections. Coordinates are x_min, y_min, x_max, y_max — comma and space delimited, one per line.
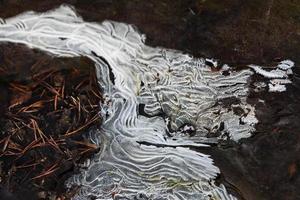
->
278, 60, 294, 70
0, 5, 271, 200
249, 60, 294, 92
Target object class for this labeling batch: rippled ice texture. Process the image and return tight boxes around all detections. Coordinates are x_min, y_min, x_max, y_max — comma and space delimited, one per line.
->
0, 5, 263, 200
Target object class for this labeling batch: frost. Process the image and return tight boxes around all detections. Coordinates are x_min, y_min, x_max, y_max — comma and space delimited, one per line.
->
0, 4, 287, 200
278, 59, 294, 70
249, 65, 287, 78
268, 83, 287, 92
249, 60, 294, 93
205, 58, 218, 67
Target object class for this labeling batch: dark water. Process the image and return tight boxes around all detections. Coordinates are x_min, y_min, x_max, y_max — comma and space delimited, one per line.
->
0, 1, 300, 199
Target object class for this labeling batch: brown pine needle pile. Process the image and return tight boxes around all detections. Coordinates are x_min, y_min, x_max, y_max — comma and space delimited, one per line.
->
0, 43, 102, 199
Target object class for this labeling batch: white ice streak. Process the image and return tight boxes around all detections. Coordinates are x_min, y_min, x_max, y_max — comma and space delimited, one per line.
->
278, 60, 294, 70
0, 5, 264, 199
249, 59, 294, 92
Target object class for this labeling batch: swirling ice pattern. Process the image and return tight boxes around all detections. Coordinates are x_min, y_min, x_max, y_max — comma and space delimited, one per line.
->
0, 5, 260, 200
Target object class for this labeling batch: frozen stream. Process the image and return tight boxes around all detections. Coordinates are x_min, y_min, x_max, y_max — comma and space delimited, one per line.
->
0, 5, 294, 200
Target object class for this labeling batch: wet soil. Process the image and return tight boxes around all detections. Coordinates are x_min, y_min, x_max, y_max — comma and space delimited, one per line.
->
0, 43, 102, 200
0, 1, 300, 200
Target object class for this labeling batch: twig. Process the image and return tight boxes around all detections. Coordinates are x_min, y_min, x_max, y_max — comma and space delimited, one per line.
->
64, 114, 100, 137
31, 162, 59, 180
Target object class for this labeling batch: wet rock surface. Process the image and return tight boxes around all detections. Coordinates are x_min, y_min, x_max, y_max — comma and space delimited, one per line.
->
0, 1, 299, 200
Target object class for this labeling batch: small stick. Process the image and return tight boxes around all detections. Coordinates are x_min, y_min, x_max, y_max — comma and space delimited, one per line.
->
54, 95, 58, 111
40, 81, 60, 96
90, 89, 102, 100
31, 163, 59, 180
75, 78, 88, 90
17, 100, 44, 114
64, 114, 100, 137
73, 140, 98, 149
2, 135, 11, 152
61, 79, 65, 98
9, 83, 30, 93
16, 139, 41, 159
16, 162, 39, 169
